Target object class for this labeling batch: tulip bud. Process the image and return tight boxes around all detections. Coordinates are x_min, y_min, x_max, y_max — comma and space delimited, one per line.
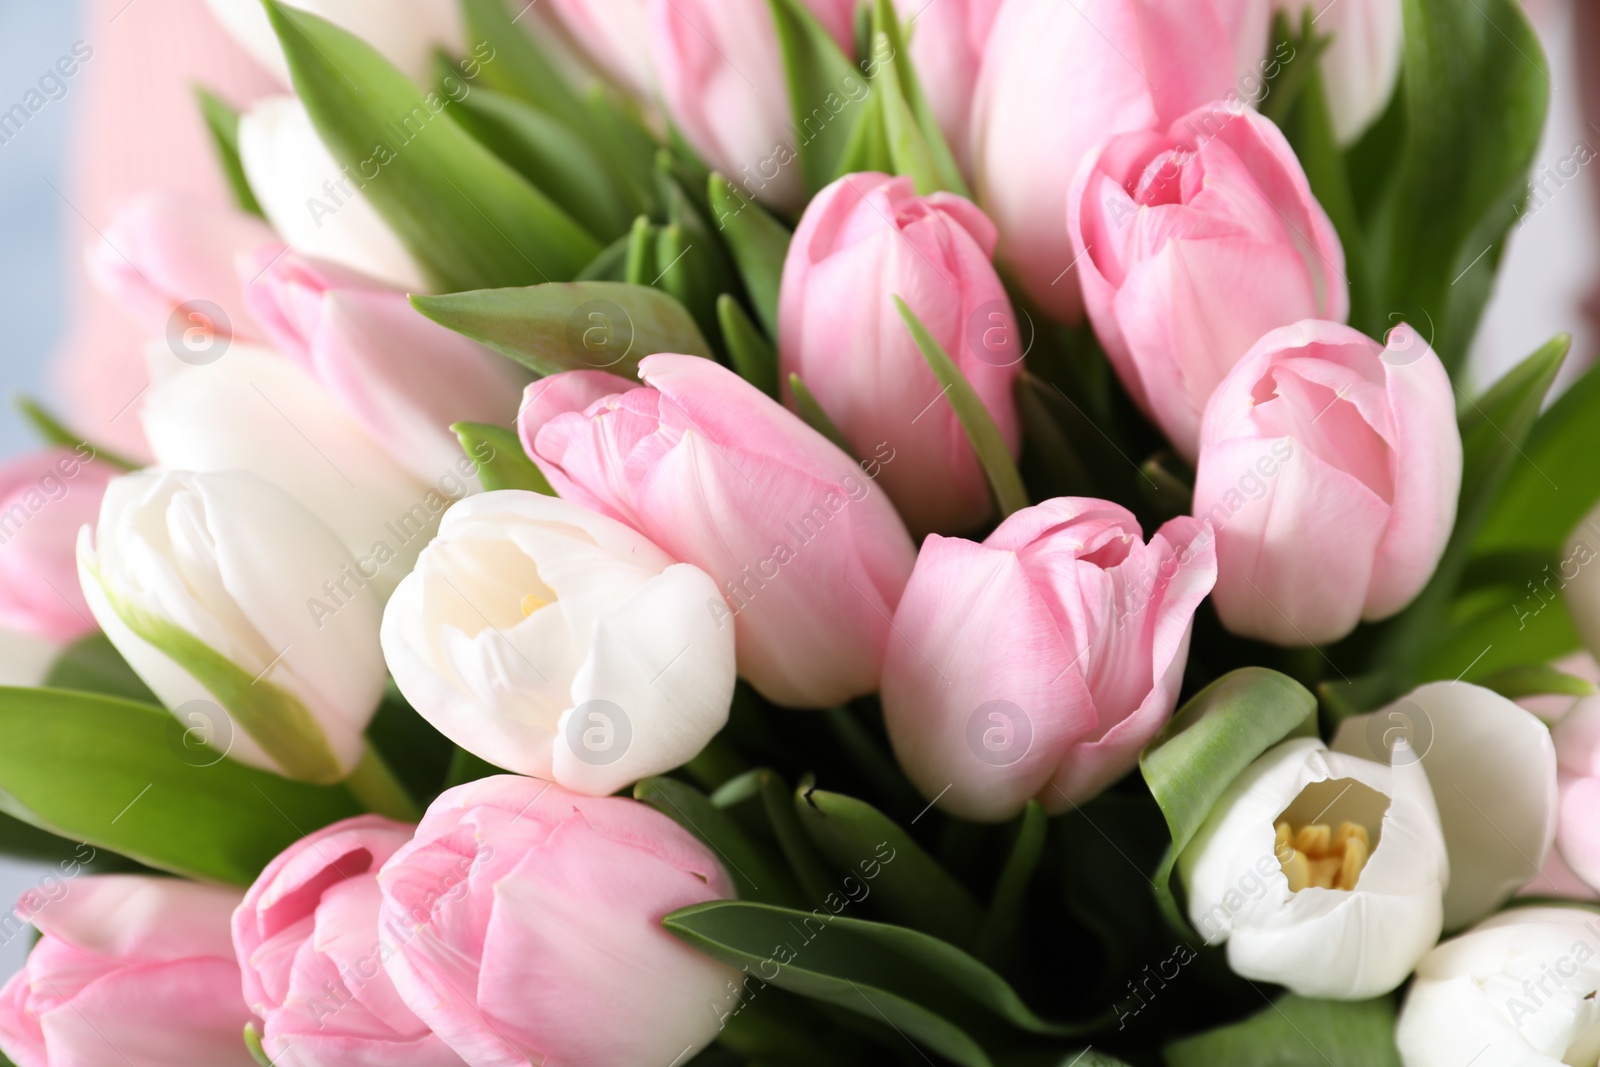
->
234, 816, 461, 1066
0, 446, 115, 644
1397, 906, 1600, 1066
1069, 104, 1348, 460
204, 0, 465, 86
77, 469, 386, 783
378, 776, 739, 1067
649, 0, 857, 212
546, 0, 655, 100
381, 492, 735, 796
893, 0, 1001, 174
240, 248, 526, 484
1276, 0, 1402, 145
880, 498, 1217, 820
239, 95, 428, 291
970, 0, 1243, 321
519, 355, 916, 708
778, 173, 1021, 536
1179, 736, 1448, 998
0, 876, 254, 1067
140, 345, 444, 599
88, 191, 275, 348
1194, 320, 1460, 646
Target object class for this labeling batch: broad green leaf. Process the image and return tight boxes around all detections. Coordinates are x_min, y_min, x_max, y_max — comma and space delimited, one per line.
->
0, 688, 361, 884
635, 776, 804, 908
264, 0, 600, 290
1368, 0, 1548, 368
17, 397, 137, 470
719, 295, 779, 398
664, 900, 1099, 1057
1164, 994, 1402, 1067
754, 769, 836, 904
460, 0, 586, 127
788, 373, 856, 458
868, 0, 968, 197
412, 281, 712, 379
580, 85, 662, 218
896, 297, 1029, 517
770, 0, 872, 197
709, 173, 792, 338
452, 421, 552, 494
194, 85, 264, 218
1140, 669, 1318, 930
450, 88, 634, 241
1415, 586, 1580, 685
45, 633, 156, 705
794, 784, 983, 949
976, 800, 1045, 966
1477, 663, 1596, 700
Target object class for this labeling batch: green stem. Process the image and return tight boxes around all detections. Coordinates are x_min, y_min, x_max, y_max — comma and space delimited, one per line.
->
346, 743, 422, 821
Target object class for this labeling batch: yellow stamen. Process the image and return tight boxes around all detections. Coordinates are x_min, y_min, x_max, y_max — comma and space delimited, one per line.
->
520, 593, 551, 617
1276, 819, 1372, 893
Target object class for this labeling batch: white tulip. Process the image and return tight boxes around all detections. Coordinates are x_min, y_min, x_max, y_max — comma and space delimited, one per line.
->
381, 492, 735, 796
1332, 681, 1558, 929
1276, 0, 1403, 144
140, 345, 441, 599
1179, 735, 1448, 998
77, 470, 385, 784
1397, 906, 1600, 1067
204, 0, 465, 87
239, 96, 428, 291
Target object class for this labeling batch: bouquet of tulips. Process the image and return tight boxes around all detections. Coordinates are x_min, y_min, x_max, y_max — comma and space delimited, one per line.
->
0, 0, 1589, 1063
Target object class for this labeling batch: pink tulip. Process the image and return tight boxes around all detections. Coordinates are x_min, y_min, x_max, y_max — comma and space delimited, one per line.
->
377, 776, 738, 1067
1553, 696, 1600, 892
0, 876, 254, 1067
649, 0, 858, 212
88, 190, 274, 347
1193, 320, 1460, 646
234, 815, 462, 1066
545, 0, 655, 100
0, 447, 117, 643
881, 498, 1217, 821
240, 248, 524, 483
970, 0, 1246, 322
1069, 102, 1348, 460
894, 0, 1002, 174
519, 354, 917, 708
778, 173, 1021, 536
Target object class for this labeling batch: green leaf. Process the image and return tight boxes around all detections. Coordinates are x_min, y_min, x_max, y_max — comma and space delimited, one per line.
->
1164, 994, 1402, 1067
976, 800, 1045, 966
1477, 663, 1596, 701
45, 633, 157, 705
664, 900, 1099, 1063
709, 173, 792, 338
793, 784, 983, 949
263, 0, 600, 290
364, 685, 452, 804
450, 88, 634, 241
452, 421, 552, 494
867, 0, 969, 197
193, 85, 264, 218
655, 224, 720, 347
1136, 452, 1195, 525
244, 1022, 273, 1067
769, 0, 872, 197
635, 776, 804, 908
625, 215, 656, 287
719, 295, 780, 398
412, 281, 712, 379
460, 0, 587, 128
787, 373, 856, 458
1140, 669, 1318, 931
16, 396, 137, 471
0, 688, 362, 884
895, 297, 1029, 517
576, 233, 631, 282
1368, 0, 1548, 368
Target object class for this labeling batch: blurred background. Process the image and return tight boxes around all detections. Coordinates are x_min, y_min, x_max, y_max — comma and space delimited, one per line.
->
0, 0, 1592, 978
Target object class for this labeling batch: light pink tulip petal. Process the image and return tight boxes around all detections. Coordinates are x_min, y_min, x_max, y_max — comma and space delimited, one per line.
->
1559, 772, 1600, 891
0, 448, 114, 642
238, 247, 387, 367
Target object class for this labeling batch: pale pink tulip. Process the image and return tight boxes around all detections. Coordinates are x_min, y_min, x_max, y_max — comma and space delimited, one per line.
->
894, 0, 1002, 173
88, 190, 274, 349
240, 248, 525, 483
234, 816, 463, 1066
0, 447, 117, 643
881, 498, 1217, 821
1194, 320, 1460, 646
546, 0, 656, 100
1553, 696, 1600, 893
649, 0, 857, 212
377, 776, 738, 1067
0, 876, 253, 1067
1069, 102, 1347, 460
520, 355, 917, 708
971, 0, 1247, 322
778, 173, 1020, 536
